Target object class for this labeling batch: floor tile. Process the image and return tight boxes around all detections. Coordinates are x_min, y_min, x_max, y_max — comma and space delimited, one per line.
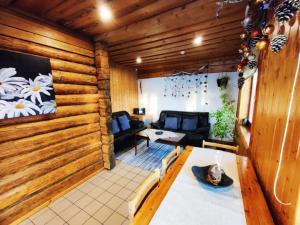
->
105, 196, 124, 210
49, 197, 72, 213
93, 206, 114, 224
126, 181, 140, 191
18, 219, 34, 225
84, 217, 102, 225
65, 189, 85, 203
103, 212, 125, 225
116, 201, 129, 217
30, 208, 56, 225
107, 174, 122, 183
116, 188, 132, 200
96, 191, 113, 204
115, 177, 131, 187
59, 204, 81, 222
132, 174, 146, 184
78, 182, 96, 194
88, 187, 105, 199
107, 184, 123, 195
123, 172, 137, 180
122, 219, 130, 225
75, 195, 94, 209
83, 200, 103, 216
45, 216, 65, 225
97, 180, 113, 190
68, 210, 90, 225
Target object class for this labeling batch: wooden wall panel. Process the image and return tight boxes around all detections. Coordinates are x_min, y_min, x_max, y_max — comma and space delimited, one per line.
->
110, 64, 138, 113
250, 16, 300, 225
0, 9, 103, 224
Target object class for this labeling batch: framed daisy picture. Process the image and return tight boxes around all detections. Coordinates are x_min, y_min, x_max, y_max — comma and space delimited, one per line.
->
0, 49, 56, 119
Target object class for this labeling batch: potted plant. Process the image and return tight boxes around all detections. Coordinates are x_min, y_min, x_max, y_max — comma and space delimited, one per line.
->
211, 93, 235, 140
217, 76, 229, 90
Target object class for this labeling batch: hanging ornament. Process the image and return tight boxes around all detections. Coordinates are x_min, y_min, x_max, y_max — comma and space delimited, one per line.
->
238, 77, 245, 89
270, 35, 288, 53
249, 34, 263, 48
274, 0, 300, 24
256, 37, 270, 50
247, 60, 257, 70
250, 28, 260, 38
263, 24, 275, 35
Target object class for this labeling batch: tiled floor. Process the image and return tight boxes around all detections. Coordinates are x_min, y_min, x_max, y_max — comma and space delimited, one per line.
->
19, 160, 152, 225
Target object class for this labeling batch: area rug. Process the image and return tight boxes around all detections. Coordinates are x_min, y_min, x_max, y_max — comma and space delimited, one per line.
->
116, 141, 176, 172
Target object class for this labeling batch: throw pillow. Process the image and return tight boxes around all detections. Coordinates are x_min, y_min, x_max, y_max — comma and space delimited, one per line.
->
118, 115, 131, 131
112, 119, 120, 134
164, 117, 178, 130
182, 117, 198, 131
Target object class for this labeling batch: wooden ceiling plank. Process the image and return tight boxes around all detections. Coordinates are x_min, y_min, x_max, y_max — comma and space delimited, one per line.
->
10, 0, 64, 15
108, 13, 243, 51
83, 0, 195, 35
95, 0, 245, 43
109, 28, 241, 59
111, 38, 240, 62
0, 0, 16, 6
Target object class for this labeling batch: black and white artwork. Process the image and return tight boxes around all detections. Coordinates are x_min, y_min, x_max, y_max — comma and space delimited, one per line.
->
0, 50, 56, 119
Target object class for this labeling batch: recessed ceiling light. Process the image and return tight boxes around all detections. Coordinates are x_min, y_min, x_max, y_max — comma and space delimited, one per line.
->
180, 50, 186, 55
99, 5, 112, 22
136, 57, 142, 64
193, 36, 203, 46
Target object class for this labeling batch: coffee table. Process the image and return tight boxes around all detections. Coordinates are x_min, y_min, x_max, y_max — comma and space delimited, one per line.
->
134, 129, 186, 155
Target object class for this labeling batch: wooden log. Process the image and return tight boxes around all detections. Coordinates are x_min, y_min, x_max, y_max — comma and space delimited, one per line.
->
0, 24, 93, 57
0, 35, 94, 65
0, 113, 99, 145
98, 90, 111, 99
0, 141, 101, 194
52, 70, 97, 85
99, 99, 112, 109
101, 134, 114, 145
98, 79, 110, 90
50, 58, 96, 74
0, 151, 101, 211
53, 83, 98, 94
0, 132, 101, 178
0, 163, 102, 225
0, 104, 99, 126
102, 144, 114, 154
55, 94, 99, 106
0, 10, 93, 51
0, 123, 100, 159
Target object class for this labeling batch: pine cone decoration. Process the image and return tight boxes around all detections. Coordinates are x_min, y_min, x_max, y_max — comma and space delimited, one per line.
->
247, 60, 257, 70
275, 0, 300, 23
238, 77, 245, 89
270, 35, 288, 53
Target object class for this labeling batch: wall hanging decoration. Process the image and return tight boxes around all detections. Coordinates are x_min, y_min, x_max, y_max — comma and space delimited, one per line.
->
0, 50, 56, 119
270, 34, 288, 53
274, 0, 300, 23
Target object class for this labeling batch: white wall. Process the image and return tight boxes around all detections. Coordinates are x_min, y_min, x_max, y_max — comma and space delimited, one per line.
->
138, 72, 239, 138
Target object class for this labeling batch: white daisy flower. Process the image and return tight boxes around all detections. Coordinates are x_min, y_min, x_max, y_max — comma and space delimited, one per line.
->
40, 100, 57, 114
21, 76, 53, 104
0, 99, 41, 119
35, 73, 53, 86
0, 68, 28, 96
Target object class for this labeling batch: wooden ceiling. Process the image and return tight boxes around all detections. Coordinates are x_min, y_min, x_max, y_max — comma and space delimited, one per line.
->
1, 0, 246, 75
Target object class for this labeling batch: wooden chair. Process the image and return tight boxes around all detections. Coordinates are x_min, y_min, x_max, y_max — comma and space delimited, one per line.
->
161, 146, 181, 177
128, 168, 160, 219
202, 140, 239, 153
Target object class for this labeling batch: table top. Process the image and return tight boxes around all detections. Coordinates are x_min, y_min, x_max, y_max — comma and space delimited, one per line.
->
136, 129, 186, 143
131, 146, 274, 225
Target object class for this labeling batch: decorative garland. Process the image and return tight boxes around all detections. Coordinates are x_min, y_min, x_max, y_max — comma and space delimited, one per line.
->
237, 0, 300, 88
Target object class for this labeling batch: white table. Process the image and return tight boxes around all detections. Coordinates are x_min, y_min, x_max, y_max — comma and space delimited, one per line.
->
149, 147, 247, 225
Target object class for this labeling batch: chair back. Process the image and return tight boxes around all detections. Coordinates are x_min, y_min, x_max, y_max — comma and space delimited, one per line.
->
202, 140, 239, 153
128, 168, 160, 219
161, 146, 181, 177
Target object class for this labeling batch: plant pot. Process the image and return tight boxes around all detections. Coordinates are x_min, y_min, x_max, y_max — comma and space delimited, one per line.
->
217, 77, 229, 89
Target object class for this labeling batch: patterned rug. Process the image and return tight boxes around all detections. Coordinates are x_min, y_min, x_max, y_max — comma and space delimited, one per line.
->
116, 141, 176, 172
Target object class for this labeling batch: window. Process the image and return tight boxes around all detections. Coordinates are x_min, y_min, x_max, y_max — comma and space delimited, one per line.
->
248, 70, 258, 123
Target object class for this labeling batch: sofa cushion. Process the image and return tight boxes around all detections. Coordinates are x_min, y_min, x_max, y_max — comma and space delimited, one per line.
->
118, 115, 131, 131
112, 119, 120, 134
182, 117, 198, 131
164, 117, 178, 130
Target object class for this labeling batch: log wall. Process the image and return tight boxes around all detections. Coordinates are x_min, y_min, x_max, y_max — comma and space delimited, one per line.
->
0, 8, 103, 224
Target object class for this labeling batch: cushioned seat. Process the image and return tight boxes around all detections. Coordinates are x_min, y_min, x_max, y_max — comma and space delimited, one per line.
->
112, 111, 146, 152
151, 110, 210, 147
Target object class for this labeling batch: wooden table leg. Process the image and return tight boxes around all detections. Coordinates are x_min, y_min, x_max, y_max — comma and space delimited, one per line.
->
134, 135, 138, 155
147, 138, 149, 147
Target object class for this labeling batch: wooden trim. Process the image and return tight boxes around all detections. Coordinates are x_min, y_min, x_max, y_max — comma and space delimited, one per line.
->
131, 146, 273, 225
202, 140, 239, 153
